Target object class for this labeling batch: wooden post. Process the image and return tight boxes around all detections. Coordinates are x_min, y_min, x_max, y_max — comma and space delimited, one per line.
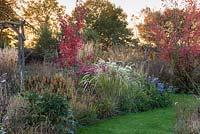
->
18, 21, 25, 92
21, 22, 25, 92
18, 27, 23, 91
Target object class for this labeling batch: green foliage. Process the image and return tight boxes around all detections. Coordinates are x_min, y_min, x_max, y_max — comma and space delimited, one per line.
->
35, 23, 58, 61
25, 91, 74, 134
119, 74, 171, 113
3, 92, 75, 134
83, 0, 133, 48
83, 28, 99, 43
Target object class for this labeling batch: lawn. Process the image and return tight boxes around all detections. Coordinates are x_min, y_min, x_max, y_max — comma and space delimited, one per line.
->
77, 94, 196, 134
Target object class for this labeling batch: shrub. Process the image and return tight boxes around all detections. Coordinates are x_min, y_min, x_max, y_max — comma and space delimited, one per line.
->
59, 2, 87, 68
3, 92, 75, 134
119, 75, 172, 113
24, 91, 74, 134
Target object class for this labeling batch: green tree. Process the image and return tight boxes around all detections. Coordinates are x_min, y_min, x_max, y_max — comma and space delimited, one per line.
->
35, 21, 58, 62
82, 0, 133, 48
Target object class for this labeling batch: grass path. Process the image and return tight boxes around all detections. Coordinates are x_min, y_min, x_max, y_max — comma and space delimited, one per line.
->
77, 94, 195, 134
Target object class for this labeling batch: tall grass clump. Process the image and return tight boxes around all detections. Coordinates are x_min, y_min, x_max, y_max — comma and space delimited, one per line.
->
75, 59, 172, 124
0, 48, 18, 78
174, 96, 200, 134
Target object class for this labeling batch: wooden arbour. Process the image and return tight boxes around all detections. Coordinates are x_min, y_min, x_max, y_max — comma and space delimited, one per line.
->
0, 20, 25, 91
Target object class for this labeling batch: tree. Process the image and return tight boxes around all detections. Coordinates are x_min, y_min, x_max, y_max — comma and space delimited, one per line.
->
0, 0, 17, 20
137, 8, 161, 45
82, 0, 133, 48
59, 1, 95, 76
23, 0, 64, 32
59, 2, 87, 68
20, 0, 65, 48
0, 0, 19, 48
35, 21, 58, 62
137, 0, 200, 92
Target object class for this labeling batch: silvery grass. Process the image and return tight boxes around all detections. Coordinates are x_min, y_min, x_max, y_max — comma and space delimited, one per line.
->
80, 59, 174, 96
79, 59, 149, 99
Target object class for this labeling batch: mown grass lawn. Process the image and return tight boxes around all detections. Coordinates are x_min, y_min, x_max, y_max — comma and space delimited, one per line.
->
77, 94, 195, 134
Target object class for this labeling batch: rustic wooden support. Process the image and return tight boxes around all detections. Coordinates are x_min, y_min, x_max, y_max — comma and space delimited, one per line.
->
0, 20, 26, 91
0, 21, 22, 25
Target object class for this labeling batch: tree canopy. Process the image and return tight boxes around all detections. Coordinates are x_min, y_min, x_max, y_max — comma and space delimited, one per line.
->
82, 0, 133, 48
23, 0, 65, 33
137, 0, 200, 90
0, 0, 19, 48
0, 0, 18, 20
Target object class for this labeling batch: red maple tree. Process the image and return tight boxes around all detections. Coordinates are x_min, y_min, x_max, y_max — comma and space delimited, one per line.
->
58, 1, 96, 76
59, 1, 87, 68
139, 0, 200, 91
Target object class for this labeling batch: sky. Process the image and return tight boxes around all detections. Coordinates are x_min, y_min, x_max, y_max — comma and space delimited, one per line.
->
57, 0, 163, 16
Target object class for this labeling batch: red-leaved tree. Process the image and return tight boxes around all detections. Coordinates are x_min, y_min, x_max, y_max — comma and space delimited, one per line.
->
58, 1, 96, 76
59, 1, 87, 68
138, 0, 200, 92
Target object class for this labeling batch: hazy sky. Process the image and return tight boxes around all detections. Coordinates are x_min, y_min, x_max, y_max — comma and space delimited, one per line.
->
57, 0, 163, 16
